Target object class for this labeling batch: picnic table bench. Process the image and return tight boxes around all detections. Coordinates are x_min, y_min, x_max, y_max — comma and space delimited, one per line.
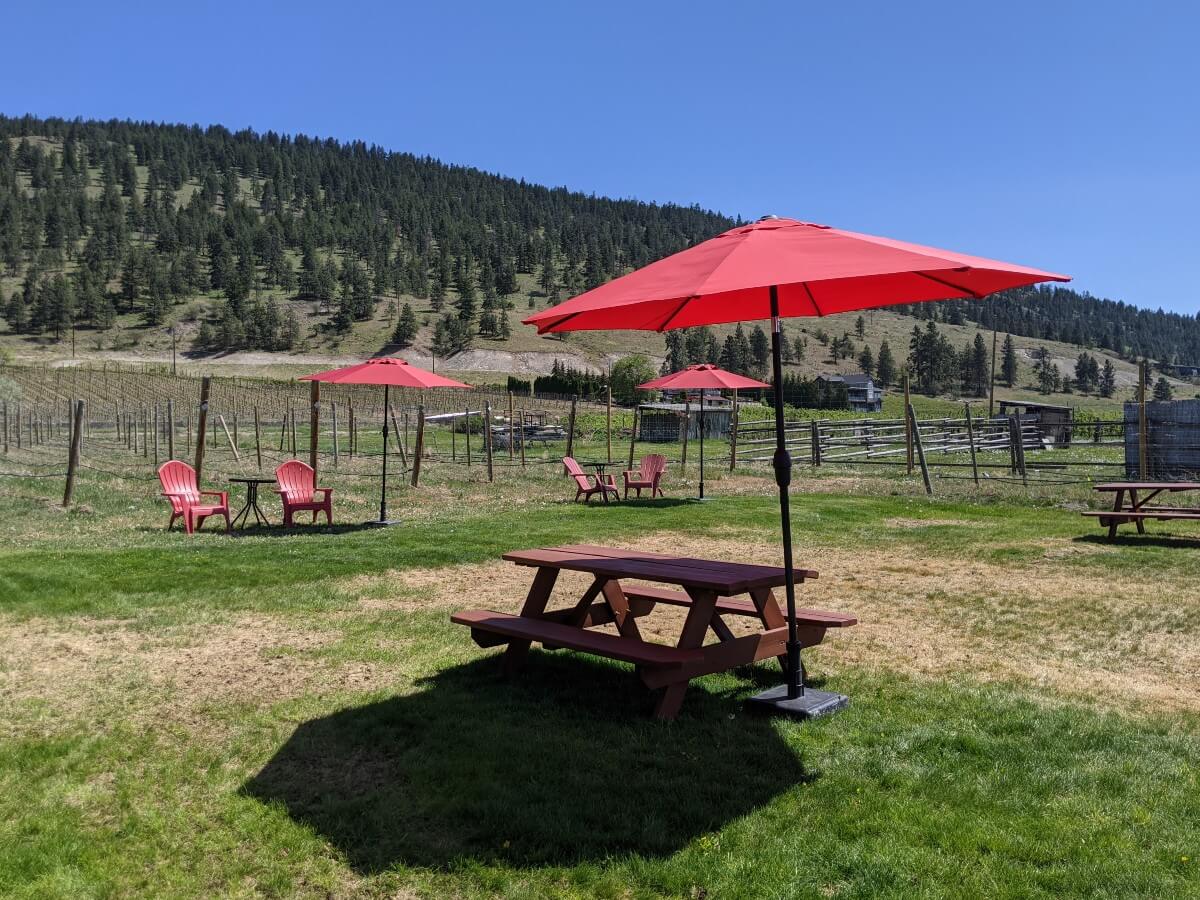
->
451, 544, 856, 719
1082, 481, 1200, 539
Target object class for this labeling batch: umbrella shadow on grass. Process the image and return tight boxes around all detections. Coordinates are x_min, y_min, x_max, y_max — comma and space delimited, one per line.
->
241, 654, 811, 873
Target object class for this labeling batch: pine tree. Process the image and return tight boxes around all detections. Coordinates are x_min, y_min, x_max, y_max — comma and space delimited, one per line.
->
858, 345, 875, 377
1098, 359, 1117, 398
392, 301, 418, 347
1001, 334, 1018, 387
1153, 376, 1174, 401
969, 333, 989, 396
875, 340, 895, 387
855, 315, 865, 339
749, 325, 770, 378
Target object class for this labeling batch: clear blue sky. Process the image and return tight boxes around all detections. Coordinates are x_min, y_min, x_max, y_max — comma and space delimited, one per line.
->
4, 1, 1197, 314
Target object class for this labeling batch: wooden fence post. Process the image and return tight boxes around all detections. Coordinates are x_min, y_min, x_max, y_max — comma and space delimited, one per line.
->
484, 401, 494, 482
565, 396, 577, 469
62, 400, 84, 508
2, 400, 7, 454
810, 420, 821, 466
142, 406, 148, 458
451, 413, 457, 461
219, 415, 241, 461
411, 405, 426, 486
964, 403, 979, 486
348, 400, 355, 458
390, 406, 408, 471
606, 386, 612, 464
465, 407, 472, 467
729, 389, 738, 471
194, 376, 211, 481
331, 401, 339, 468
166, 399, 175, 459
1138, 360, 1149, 478
14, 402, 20, 449
519, 406, 526, 468
186, 411, 192, 456
309, 380, 320, 478
628, 406, 639, 470
289, 405, 297, 457
508, 391, 516, 460
254, 407, 262, 470
903, 374, 913, 475
908, 403, 932, 495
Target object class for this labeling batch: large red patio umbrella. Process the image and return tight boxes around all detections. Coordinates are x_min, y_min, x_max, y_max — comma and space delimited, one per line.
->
300, 358, 471, 525
527, 216, 1069, 717
638, 363, 768, 500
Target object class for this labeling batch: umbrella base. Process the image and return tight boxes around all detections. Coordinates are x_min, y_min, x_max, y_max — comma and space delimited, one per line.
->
362, 519, 402, 527
745, 684, 848, 719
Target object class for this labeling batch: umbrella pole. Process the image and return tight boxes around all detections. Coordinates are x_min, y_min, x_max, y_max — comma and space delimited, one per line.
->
378, 384, 390, 523
747, 285, 847, 719
698, 392, 705, 500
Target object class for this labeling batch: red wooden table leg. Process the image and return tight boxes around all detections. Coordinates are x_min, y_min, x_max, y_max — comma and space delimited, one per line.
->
653, 588, 717, 720
503, 566, 559, 676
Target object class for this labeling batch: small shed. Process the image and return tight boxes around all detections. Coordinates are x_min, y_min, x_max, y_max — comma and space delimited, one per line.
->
996, 400, 1074, 447
637, 400, 733, 442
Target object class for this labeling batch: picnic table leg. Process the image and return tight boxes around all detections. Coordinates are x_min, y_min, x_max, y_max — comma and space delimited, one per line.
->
750, 588, 788, 673
653, 588, 717, 720
600, 579, 642, 640
1108, 488, 1125, 539
503, 566, 559, 676
1129, 489, 1145, 534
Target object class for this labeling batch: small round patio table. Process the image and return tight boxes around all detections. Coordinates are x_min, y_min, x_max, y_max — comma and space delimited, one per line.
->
230, 476, 275, 528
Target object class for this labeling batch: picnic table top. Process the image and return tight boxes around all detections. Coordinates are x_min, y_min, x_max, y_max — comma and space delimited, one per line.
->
1093, 482, 1200, 492
503, 543, 818, 595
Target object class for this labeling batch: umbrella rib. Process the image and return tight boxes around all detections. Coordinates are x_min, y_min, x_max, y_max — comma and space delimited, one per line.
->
916, 271, 985, 300
802, 282, 826, 317
656, 297, 693, 332
540, 311, 581, 333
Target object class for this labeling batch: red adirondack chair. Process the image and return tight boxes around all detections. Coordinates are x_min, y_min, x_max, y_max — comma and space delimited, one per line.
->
157, 460, 230, 535
623, 453, 667, 499
563, 456, 619, 503
274, 460, 333, 526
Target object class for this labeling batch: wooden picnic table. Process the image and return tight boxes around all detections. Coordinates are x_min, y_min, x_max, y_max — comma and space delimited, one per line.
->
1083, 481, 1200, 539
451, 544, 856, 719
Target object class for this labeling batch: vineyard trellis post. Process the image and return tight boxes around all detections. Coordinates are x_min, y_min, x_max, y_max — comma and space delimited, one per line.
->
606, 386, 612, 464
988, 328, 998, 418
509, 391, 516, 461
195, 376, 211, 481
565, 396, 577, 471
465, 407, 471, 466
411, 405, 425, 487
254, 407, 262, 471
680, 398, 689, 472
309, 380, 320, 478
63, 400, 84, 508
484, 401, 494, 482
390, 406, 408, 471
2, 401, 7, 454
628, 406, 639, 470
331, 401, 339, 468
220, 415, 240, 461
519, 406, 527, 468
167, 399, 175, 460
153, 405, 159, 464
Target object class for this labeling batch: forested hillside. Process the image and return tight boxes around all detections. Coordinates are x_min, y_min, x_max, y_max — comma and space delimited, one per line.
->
1, 114, 1196, 374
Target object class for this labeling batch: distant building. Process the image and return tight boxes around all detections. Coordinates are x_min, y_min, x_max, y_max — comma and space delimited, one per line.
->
816, 373, 883, 413
996, 400, 1073, 447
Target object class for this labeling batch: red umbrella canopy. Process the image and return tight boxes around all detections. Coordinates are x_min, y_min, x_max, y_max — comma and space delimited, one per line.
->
638, 363, 769, 391
298, 357, 471, 389
524, 217, 1069, 333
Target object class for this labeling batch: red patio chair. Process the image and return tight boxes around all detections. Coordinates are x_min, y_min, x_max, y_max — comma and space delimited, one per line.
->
623, 453, 667, 499
274, 460, 334, 526
157, 460, 230, 535
563, 456, 618, 503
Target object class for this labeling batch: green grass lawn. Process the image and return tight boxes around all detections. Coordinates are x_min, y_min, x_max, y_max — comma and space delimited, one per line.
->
2, 439, 1199, 898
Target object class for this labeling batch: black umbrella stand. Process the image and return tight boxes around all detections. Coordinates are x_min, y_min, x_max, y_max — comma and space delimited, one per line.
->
746, 285, 848, 719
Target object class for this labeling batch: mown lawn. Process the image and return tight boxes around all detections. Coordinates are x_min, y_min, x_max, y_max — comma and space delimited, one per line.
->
2, 454, 1199, 898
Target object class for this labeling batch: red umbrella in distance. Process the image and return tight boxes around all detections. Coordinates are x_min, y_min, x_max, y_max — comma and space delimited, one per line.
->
527, 216, 1069, 718
300, 358, 471, 525
638, 364, 768, 500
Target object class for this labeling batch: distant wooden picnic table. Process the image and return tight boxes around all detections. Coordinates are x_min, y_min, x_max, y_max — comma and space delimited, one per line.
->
1082, 481, 1200, 539
452, 544, 856, 719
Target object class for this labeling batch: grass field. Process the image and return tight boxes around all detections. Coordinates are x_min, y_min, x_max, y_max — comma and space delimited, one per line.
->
2, 427, 1199, 898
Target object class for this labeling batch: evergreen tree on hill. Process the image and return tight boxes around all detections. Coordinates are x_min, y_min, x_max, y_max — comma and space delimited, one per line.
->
875, 340, 895, 387
1001, 334, 1018, 387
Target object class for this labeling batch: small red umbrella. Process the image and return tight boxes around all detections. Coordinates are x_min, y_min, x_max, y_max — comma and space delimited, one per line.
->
638, 364, 768, 499
300, 358, 471, 525
527, 217, 1069, 718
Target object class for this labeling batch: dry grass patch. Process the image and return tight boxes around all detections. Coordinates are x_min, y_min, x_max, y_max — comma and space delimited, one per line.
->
344, 530, 1200, 717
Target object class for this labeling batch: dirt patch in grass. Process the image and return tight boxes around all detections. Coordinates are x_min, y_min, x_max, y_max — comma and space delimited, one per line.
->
882, 517, 980, 529
335, 531, 1200, 717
